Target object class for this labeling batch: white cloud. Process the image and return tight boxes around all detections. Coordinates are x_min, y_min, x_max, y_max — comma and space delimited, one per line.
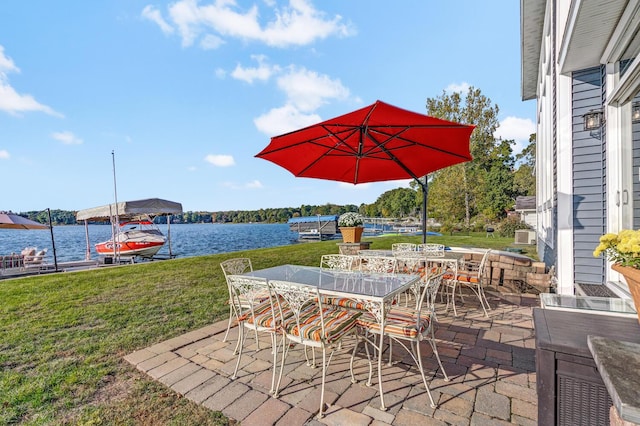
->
0, 149, 9, 159
495, 116, 536, 154
51, 131, 83, 145
245, 179, 263, 189
277, 66, 349, 111
148, 0, 353, 49
221, 179, 264, 190
231, 55, 279, 83
254, 103, 321, 135
141, 5, 174, 35
0, 45, 19, 75
205, 154, 235, 167
253, 66, 350, 135
0, 45, 62, 117
200, 34, 225, 50
445, 82, 470, 94
187, 166, 197, 172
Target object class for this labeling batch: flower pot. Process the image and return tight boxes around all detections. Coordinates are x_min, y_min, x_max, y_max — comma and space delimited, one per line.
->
339, 227, 364, 243
612, 263, 640, 324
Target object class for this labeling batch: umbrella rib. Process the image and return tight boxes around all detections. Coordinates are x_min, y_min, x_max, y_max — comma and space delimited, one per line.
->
362, 129, 420, 180
365, 127, 472, 161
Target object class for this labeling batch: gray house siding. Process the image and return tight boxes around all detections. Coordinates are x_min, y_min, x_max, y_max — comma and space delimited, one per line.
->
540, 6, 559, 269
633, 95, 640, 229
572, 67, 606, 285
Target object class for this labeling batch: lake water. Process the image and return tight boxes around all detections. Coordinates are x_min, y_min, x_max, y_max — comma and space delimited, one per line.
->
0, 223, 300, 263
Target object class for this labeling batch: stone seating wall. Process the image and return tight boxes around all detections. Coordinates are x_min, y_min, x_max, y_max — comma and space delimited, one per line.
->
463, 251, 551, 294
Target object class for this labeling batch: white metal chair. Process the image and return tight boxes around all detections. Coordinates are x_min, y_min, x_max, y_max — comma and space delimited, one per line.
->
220, 258, 256, 345
270, 280, 362, 419
353, 273, 449, 409
394, 252, 426, 305
449, 250, 492, 317
226, 274, 281, 394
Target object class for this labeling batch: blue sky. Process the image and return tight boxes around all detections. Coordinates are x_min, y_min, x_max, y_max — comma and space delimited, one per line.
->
0, 1, 535, 213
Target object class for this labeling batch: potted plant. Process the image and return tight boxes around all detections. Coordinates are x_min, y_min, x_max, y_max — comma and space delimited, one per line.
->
593, 230, 640, 323
338, 212, 364, 243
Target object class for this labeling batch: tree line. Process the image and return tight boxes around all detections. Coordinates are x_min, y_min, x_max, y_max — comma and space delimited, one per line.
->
22, 87, 534, 229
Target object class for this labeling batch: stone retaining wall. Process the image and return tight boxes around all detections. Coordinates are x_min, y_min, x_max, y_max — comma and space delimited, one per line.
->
463, 251, 551, 294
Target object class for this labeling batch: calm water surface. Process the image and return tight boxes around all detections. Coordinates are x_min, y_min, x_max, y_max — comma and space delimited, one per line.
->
0, 223, 298, 263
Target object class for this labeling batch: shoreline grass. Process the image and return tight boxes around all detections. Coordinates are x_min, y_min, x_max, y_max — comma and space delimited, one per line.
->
1, 234, 529, 424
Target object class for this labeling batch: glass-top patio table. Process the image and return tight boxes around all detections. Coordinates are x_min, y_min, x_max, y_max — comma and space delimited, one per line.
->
244, 264, 421, 411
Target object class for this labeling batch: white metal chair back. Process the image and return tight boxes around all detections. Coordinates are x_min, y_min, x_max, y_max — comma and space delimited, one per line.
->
320, 254, 355, 271
358, 255, 397, 275
226, 274, 270, 318
391, 243, 417, 253
220, 257, 253, 277
219, 258, 254, 342
417, 243, 445, 257
394, 252, 424, 275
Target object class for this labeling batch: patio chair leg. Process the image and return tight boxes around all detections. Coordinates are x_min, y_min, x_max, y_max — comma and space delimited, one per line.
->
273, 335, 291, 399
254, 328, 260, 351
415, 341, 437, 408
446, 283, 459, 317
231, 326, 245, 379
429, 328, 450, 382
222, 305, 234, 342
269, 333, 281, 394
350, 329, 373, 385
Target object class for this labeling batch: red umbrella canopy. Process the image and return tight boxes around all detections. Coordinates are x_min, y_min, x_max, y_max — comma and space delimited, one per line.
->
0, 212, 49, 230
256, 100, 475, 184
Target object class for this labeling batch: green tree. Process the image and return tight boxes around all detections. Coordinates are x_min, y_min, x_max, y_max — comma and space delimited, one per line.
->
425, 86, 500, 225
513, 133, 536, 196
478, 139, 516, 219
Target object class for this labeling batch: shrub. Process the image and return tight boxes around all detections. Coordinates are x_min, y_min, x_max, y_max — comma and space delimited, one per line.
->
498, 215, 530, 237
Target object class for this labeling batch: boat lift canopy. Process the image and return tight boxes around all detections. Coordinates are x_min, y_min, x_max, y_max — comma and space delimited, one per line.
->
76, 198, 183, 221
76, 198, 183, 261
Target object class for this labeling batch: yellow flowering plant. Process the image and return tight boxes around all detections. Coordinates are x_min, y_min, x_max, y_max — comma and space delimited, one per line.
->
593, 229, 640, 269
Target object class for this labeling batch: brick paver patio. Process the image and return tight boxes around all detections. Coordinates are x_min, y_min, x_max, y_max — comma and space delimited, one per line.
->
125, 292, 539, 425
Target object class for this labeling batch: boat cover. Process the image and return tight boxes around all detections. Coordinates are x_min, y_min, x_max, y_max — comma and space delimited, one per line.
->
76, 198, 183, 221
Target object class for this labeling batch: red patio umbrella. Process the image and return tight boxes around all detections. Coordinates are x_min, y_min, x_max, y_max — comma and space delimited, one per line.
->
256, 100, 475, 242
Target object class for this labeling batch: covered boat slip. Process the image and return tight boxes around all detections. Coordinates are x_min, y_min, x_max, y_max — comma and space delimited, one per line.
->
288, 215, 338, 240
76, 198, 183, 221
76, 198, 183, 262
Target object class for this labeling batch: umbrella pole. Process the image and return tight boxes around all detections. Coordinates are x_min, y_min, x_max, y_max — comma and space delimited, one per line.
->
47, 208, 58, 272
417, 179, 428, 244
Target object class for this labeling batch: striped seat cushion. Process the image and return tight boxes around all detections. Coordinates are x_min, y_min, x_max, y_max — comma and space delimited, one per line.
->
357, 307, 430, 338
240, 297, 295, 328
238, 299, 276, 326
321, 295, 366, 311
284, 306, 361, 344
455, 272, 480, 283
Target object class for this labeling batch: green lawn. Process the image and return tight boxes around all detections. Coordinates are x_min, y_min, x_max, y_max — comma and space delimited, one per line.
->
0, 233, 528, 425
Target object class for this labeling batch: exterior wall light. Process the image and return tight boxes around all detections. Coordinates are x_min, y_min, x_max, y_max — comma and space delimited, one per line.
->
583, 110, 604, 131
633, 102, 640, 123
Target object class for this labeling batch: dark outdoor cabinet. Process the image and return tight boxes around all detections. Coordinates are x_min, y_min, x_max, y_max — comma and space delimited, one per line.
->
534, 308, 640, 425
